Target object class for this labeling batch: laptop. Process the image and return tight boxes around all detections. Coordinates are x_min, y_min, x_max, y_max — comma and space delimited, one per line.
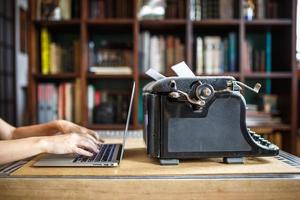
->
34, 82, 135, 167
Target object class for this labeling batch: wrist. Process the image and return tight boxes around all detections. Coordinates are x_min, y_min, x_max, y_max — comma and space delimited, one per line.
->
36, 136, 52, 153
50, 120, 64, 134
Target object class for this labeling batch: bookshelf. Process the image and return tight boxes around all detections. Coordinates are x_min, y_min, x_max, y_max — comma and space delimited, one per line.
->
28, 0, 298, 154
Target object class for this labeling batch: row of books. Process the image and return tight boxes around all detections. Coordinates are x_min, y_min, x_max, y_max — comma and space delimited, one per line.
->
243, 0, 280, 21
139, 31, 185, 73
190, 0, 237, 20
87, 85, 130, 124
41, 28, 80, 75
138, 0, 185, 20
37, 82, 81, 123
36, 0, 80, 20
196, 33, 237, 75
90, 0, 133, 19
246, 94, 281, 127
88, 44, 133, 75
243, 32, 272, 73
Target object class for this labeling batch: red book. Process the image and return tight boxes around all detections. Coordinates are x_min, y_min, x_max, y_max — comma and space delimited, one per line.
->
94, 90, 102, 106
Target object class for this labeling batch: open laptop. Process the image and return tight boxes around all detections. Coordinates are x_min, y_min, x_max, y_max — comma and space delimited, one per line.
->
34, 82, 135, 167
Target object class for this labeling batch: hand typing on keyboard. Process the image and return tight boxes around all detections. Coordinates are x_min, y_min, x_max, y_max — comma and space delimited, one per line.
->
41, 132, 102, 157
0, 119, 105, 165
55, 120, 104, 142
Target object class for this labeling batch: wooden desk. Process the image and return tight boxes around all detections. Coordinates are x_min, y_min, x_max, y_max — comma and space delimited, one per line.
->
0, 138, 300, 200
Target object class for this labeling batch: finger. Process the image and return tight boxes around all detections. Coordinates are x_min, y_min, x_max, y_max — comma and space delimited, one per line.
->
84, 133, 101, 145
87, 130, 100, 141
87, 130, 105, 143
82, 128, 104, 143
74, 147, 93, 157
78, 139, 99, 154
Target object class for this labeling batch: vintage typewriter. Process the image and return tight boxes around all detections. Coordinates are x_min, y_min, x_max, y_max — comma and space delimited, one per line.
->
143, 63, 279, 165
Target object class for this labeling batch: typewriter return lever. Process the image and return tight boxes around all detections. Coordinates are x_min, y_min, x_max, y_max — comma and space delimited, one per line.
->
232, 81, 261, 93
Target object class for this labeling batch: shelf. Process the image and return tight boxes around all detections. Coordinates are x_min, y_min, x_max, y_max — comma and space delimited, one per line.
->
34, 19, 81, 26
34, 73, 78, 80
193, 19, 240, 26
87, 73, 133, 79
196, 72, 240, 78
244, 19, 292, 26
87, 124, 134, 130
248, 123, 291, 132
87, 19, 133, 25
244, 72, 292, 79
139, 19, 186, 30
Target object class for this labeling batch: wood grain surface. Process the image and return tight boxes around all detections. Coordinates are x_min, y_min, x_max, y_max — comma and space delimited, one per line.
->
12, 138, 300, 177
0, 178, 300, 200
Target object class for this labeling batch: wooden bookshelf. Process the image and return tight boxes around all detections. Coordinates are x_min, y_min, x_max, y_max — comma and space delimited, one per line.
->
28, 0, 298, 154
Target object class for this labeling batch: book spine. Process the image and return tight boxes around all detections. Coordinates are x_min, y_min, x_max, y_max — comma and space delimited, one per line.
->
265, 31, 272, 94
228, 32, 237, 72
41, 28, 50, 75
265, 31, 272, 73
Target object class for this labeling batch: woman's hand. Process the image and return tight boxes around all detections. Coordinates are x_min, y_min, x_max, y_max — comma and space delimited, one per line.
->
54, 120, 104, 143
41, 132, 101, 157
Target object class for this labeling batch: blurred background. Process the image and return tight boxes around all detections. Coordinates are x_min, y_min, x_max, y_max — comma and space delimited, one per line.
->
0, 0, 299, 155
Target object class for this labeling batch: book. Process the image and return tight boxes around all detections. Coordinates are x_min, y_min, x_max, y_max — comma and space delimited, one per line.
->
90, 0, 133, 19
89, 47, 132, 74
88, 86, 131, 124
256, 0, 265, 19
37, 0, 79, 20
244, 32, 272, 76
40, 28, 79, 74
41, 27, 50, 75
74, 79, 81, 123
59, 0, 71, 20
228, 32, 237, 72
139, 32, 185, 74
220, 0, 233, 19
88, 85, 95, 123
191, 0, 236, 20
37, 82, 75, 123
196, 33, 237, 74
89, 66, 132, 75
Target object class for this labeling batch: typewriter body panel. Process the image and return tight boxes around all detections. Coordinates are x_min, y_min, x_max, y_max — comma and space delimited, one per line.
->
143, 76, 279, 165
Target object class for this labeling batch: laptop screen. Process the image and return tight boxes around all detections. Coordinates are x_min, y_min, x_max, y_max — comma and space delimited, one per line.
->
120, 81, 135, 161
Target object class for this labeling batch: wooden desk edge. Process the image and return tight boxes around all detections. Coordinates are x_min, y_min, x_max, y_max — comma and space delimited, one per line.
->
0, 177, 300, 200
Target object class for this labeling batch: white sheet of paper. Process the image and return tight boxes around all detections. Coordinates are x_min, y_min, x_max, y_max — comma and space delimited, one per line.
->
171, 61, 195, 77
145, 68, 166, 81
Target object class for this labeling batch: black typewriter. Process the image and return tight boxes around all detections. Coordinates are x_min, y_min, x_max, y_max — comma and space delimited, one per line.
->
143, 74, 279, 165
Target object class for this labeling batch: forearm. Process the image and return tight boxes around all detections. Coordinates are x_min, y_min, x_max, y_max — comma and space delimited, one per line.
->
0, 137, 48, 165
11, 121, 59, 139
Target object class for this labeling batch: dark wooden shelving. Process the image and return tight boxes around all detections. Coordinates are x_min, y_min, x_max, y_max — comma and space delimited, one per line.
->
196, 73, 240, 78
244, 19, 292, 26
34, 73, 78, 80
28, 0, 298, 154
249, 123, 291, 131
34, 19, 81, 26
193, 19, 240, 26
244, 72, 292, 79
139, 19, 186, 30
87, 18, 134, 25
87, 73, 133, 79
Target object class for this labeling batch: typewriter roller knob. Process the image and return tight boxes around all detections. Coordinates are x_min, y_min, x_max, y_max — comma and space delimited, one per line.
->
195, 84, 214, 100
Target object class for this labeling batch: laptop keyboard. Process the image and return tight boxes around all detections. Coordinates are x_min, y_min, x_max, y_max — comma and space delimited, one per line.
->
73, 144, 117, 163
